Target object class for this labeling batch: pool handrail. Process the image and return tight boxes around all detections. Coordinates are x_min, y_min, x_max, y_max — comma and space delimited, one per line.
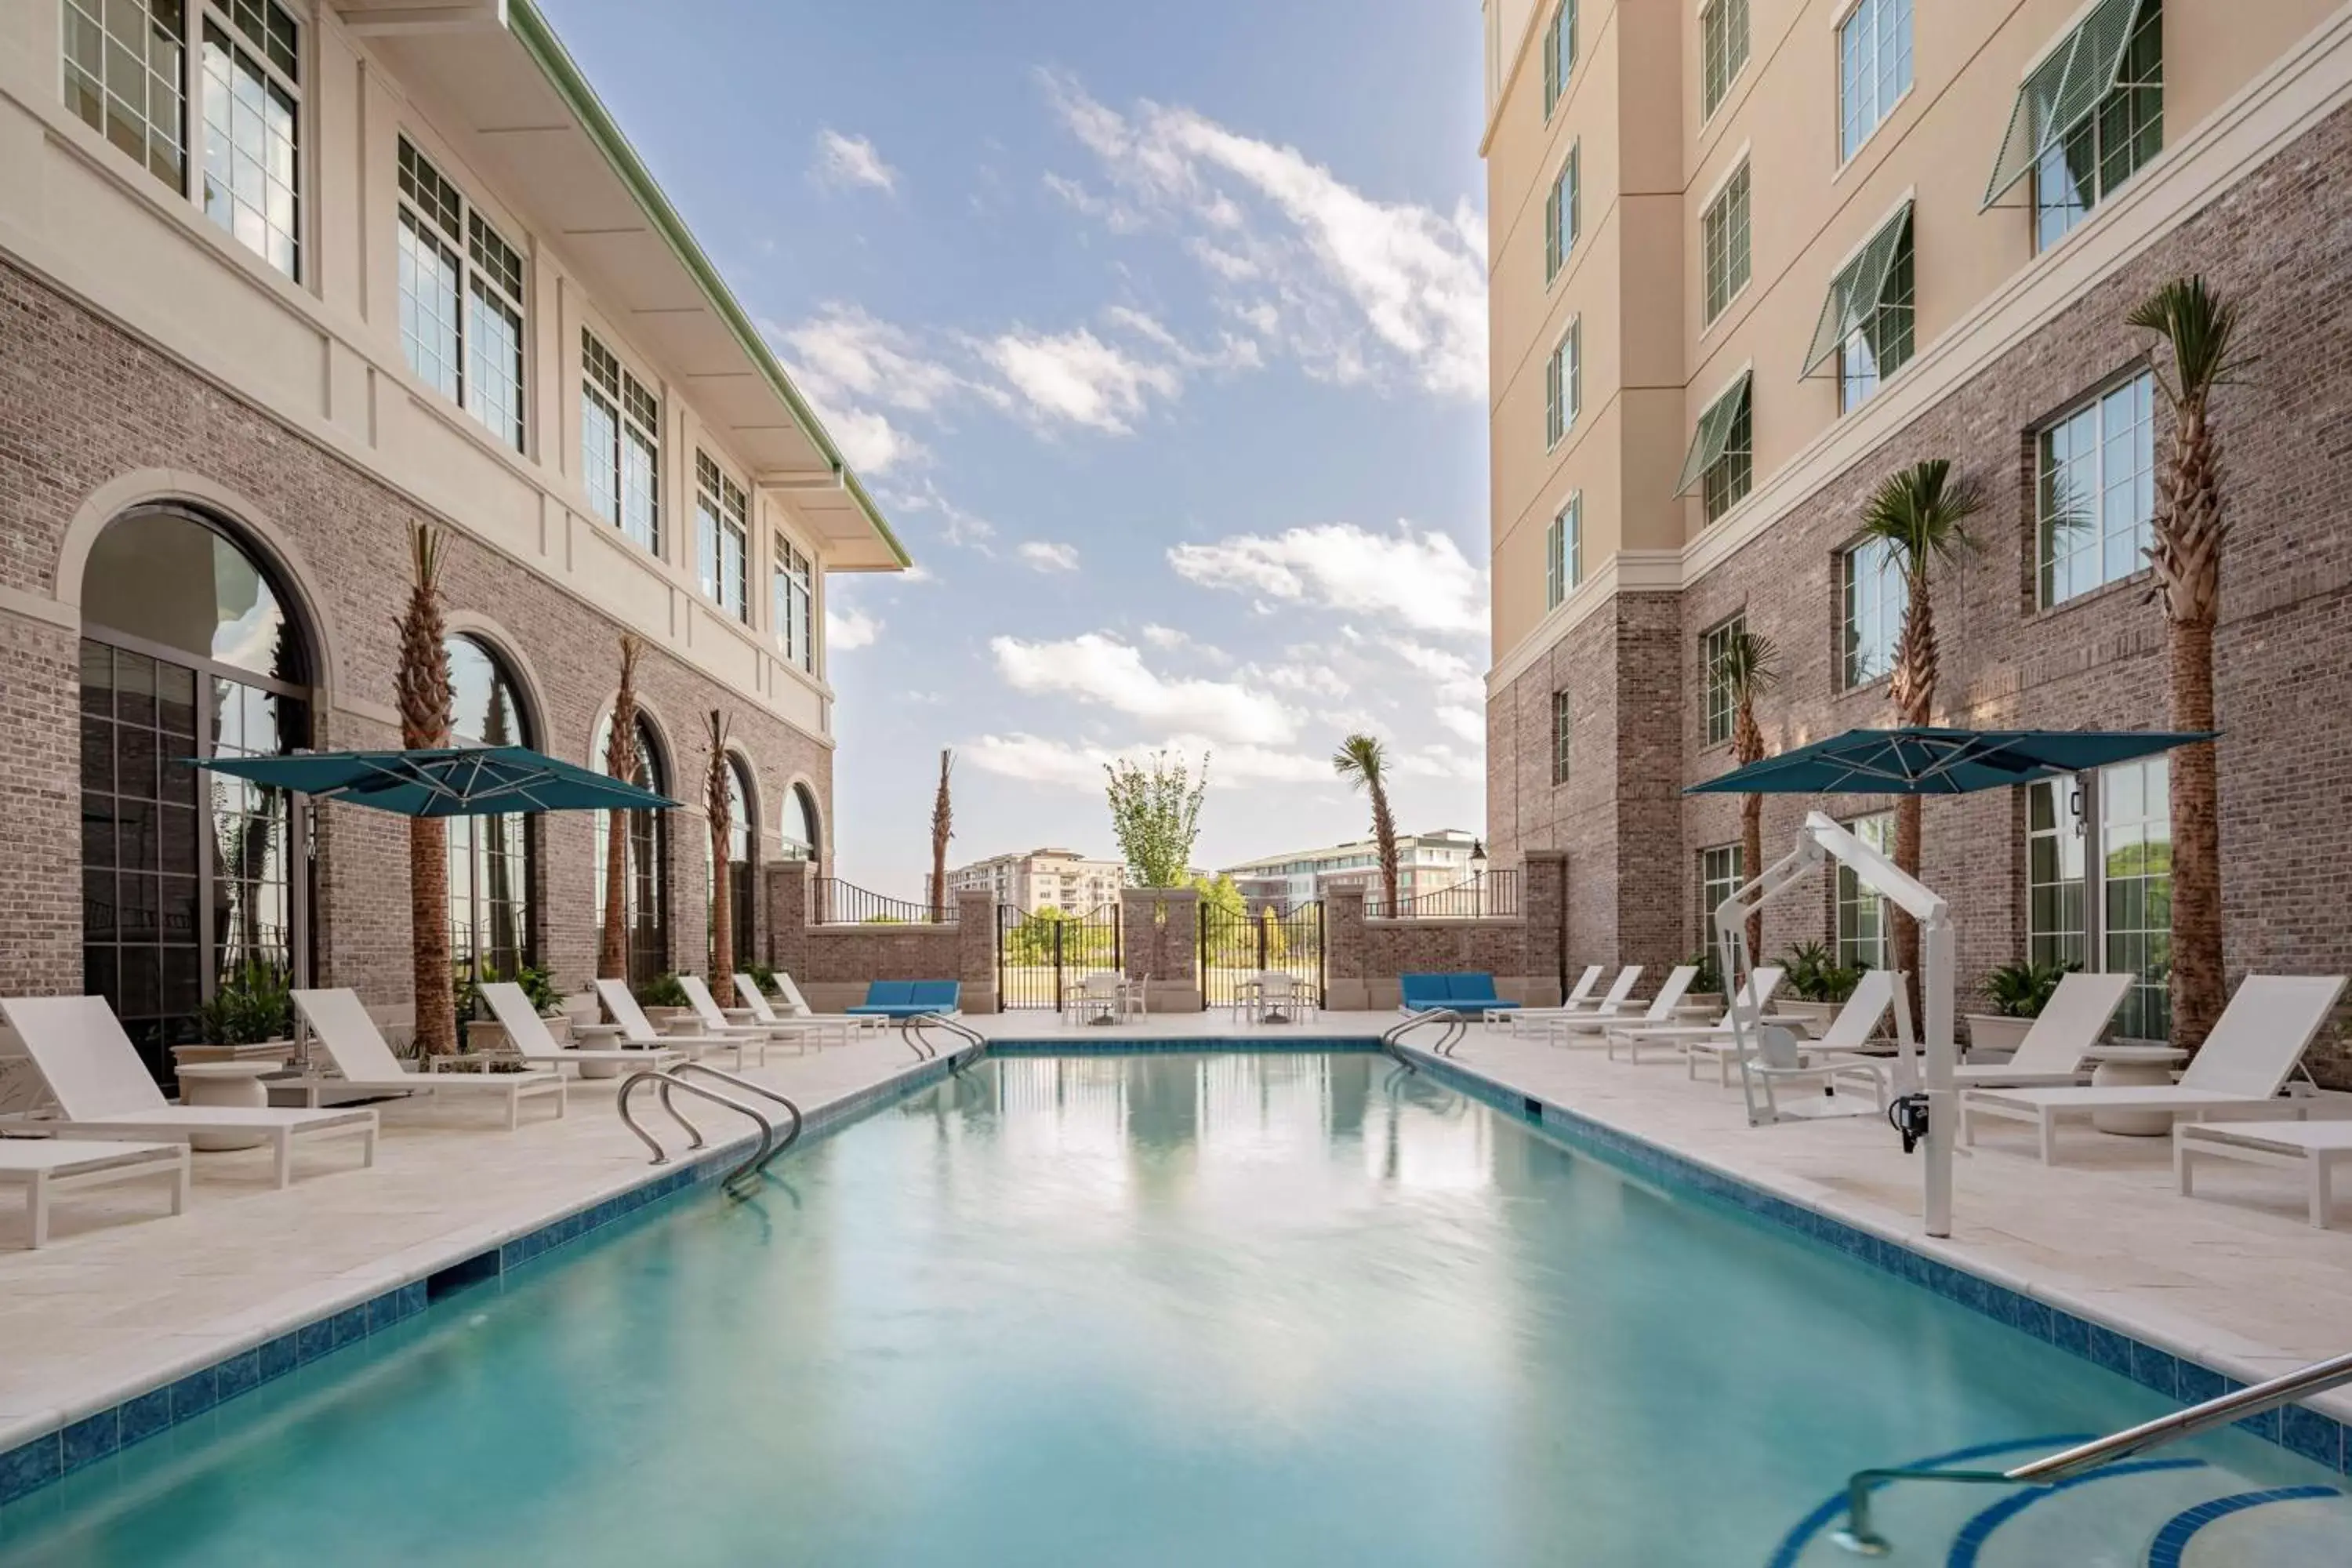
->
618, 1069, 784, 1193
1382, 1007, 1469, 1060
898, 1010, 983, 1062
1831, 1346, 2352, 1555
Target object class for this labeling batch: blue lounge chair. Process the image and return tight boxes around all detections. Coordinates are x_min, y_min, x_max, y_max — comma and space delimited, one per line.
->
1398, 973, 1519, 1015
844, 979, 962, 1018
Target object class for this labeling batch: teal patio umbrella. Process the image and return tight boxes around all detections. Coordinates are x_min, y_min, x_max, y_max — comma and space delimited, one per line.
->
193, 744, 679, 816
1682, 726, 2212, 797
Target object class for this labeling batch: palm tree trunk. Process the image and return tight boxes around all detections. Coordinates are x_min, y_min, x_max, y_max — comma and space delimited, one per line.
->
2169, 619, 2224, 1050
1740, 792, 1762, 959
705, 711, 733, 994
397, 525, 456, 1058
1370, 783, 1399, 910
1889, 584, 1936, 1028
598, 637, 641, 982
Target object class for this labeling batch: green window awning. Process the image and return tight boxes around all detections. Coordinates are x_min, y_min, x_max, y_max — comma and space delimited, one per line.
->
1982, 0, 2147, 209
1675, 371, 1751, 496
1802, 202, 1913, 378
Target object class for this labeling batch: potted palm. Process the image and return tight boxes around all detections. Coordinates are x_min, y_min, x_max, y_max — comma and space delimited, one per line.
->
637, 971, 695, 1030
176, 960, 298, 1065
1967, 960, 2074, 1059
1684, 949, 1725, 1014
1776, 942, 1863, 1029
460, 963, 568, 1054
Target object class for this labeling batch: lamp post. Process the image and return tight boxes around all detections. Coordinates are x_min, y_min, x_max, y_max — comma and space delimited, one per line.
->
1469, 839, 1489, 916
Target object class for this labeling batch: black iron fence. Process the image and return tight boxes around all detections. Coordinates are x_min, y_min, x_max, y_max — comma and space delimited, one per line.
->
811, 877, 960, 926
1365, 870, 1519, 920
1200, 899, 1323, 1008
997, 902, 1122, 1009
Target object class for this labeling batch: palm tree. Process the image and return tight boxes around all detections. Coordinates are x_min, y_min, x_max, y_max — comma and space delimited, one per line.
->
1714, 627, 1781, 960
598, 634, 643, 982
1857, 459, 1983, 1020
703, 709, 735, 994
395, 524, 456, 1057
2129, 276, 2245, 1054
1332, 733, 1400, 911
928, 749, 954, 921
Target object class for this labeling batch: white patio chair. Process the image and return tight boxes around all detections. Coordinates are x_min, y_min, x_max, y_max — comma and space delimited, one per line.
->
1948, 971, 2133, 1089
590, 978, 758, 1070
1508, 965, 1646, 1036
291, 988, 565, 1129
733, 972, 864, 1047
478, 983, 687, 1077
1605, 968, 1787, 1063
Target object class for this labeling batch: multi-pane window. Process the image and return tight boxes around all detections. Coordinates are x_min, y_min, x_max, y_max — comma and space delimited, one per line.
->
1836, 813, 1894, 970
1542, 1, 1577, 118
1678, 373, 1755, 524
64, 0, 302, 280
1840, 233, 1913, 412
1550, 689, 1572, 786
583, 331, 661, 554
2037, 372, 2154, 607
1701, 0, 1749, 120
397, 139, 526, 452
771, 532, 815, 673
1702, 163, 1751, 324
1838, 0, 1913, 162
2034, 0, 2163, 252
1700, 844, 1744, 947
2100, 757, 2172, 1040
1544, 144, 1581, 284
1545, 492, 1582, 611
1702, 615, 1743, 747
2026, 777, 2088, 973
1545, 318, 1580, 449
1840, 535, 1904, 688
695, 452, 750, 623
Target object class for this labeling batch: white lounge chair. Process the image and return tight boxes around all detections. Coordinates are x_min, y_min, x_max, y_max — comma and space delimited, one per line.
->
478, 982, 687, 1077
1537, 967, 1693, 1044
590, 978, 757, 1069
732, 972, 865, 1047
0, 996, 377, 1189
290, 988, 566, 1129
673, 975, 796, 1062
1505, 965, 1643, 1035
1686, 969, 1900, 1092
1606, 968, 1787, 1063
1962, 975, 2348, 1163
0, 1137, 187, 1248
2176, 1120, 2352, 1229
1950, 971, 2133, 1090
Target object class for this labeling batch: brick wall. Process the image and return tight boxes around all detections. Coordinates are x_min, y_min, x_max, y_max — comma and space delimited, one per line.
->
1324, 854, 1567, 1010
1121, 889, 1202, 1012
763, 862, 994, 1012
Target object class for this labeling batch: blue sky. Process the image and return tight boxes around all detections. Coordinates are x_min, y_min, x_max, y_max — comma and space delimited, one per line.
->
540, 0, 1491, 892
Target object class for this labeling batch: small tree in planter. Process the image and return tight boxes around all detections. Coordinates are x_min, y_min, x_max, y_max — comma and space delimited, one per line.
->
196, 960, 294, 1048
1779, 942, 1864, 1023
1967, 960, 2077, 1056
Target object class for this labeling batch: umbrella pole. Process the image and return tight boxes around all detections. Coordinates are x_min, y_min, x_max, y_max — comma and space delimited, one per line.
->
1923, 909, 1956, 1238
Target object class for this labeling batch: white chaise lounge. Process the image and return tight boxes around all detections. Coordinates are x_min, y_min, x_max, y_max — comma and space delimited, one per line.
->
1950, 971, 2133, 1090
1508, 965, 1646, 1037
1606, 968, 1787, 1064
672, 975, 792, 1063
733, 972, 866, 1047
1538, 967, 1695, 1045
1686, 969, 1900, 1093
0, 996, 377, 1189
590, 979, 756, 1069
477, 983, 686, 1077
0, 1137, 188, 1248
2176, 1120, 2352, 1229
1962, 974, 2348, 1164
290, 988, 566, 1129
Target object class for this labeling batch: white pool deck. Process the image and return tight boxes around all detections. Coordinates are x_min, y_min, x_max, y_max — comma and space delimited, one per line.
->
2, 1011, 2348, 1466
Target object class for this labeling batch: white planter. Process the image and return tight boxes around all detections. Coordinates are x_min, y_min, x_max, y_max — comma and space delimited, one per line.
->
1773, 1000, 1839, 1029
1965, 1013, 2033, 1060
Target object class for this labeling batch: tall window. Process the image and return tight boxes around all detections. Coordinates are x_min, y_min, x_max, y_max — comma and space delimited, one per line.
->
1542, 1, 1577, 118
1550, 689, 1572, 786
445, 636, 532, 980
63, 0, 302, 279
1702, 615, 1743, 747
1838, 0, 1913, 162
1700, 844, 1744, 947
1701, 0, 1749, 120
1679, 373, 1754, 524
780, 783, 820, 865
1836, 813, 1893, 969
1841, 228, 1914, 412
772, 532, 815, 673
593, 713, 670, 988
1545, 492, 1581, 611
2038, 372, 2154, 606
2026, 776, 2088, 972
583, 331, 660, 554
397, 139, 526, 452
1840, 535, 1904, 688
2034, 0, 2163, 252
1545, 318, 1580, 450
1702, 163, 1751, 325
695, 452, 750, 623
1544, 144, 1580, 284
2027, 761, 2171, 1039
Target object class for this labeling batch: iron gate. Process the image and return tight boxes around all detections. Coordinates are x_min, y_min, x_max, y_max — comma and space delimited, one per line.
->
1200, 900, 1324, 1010
996, 902, 1123, 1010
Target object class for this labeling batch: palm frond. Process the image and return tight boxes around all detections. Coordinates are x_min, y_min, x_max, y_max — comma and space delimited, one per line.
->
2127, 275, 2251, 406
1857, 458, 1984, 574
1331, 732, 1387, 787
1711, 626, 1781, 701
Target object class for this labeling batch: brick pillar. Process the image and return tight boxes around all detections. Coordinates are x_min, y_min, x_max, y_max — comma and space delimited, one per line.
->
956, 889, 999, 1012
765, 858, 811, 982
1326, 887, 1368, 1011
1120, 889, 1202, 1011
1521, 849, 1568, 1007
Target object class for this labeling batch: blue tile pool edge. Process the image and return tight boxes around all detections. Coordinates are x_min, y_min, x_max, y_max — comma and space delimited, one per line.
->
0, 1044, 978, 1510
1398, 1044, 2352, 1480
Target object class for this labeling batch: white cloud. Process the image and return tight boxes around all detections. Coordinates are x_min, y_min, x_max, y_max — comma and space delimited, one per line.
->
826, 605, 881, 651
1395, 640, 1486, 706
1040, 72, 1486, 398
775, 303, 960, 413
814, 129, 897, 194
1018, 540, 1081, 572
877, 477, 996, 550
962, 732, 1326, 790
1140, 624, 1190, 650
1167, 522, 1487, 637
821, 408, 921, 476
1436, 705, 1486, 744
962, 733, 1109, 788
991, 633, 1297, 744
981, 327, 1183, 434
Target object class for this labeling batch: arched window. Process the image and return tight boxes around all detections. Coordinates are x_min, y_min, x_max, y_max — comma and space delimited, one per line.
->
79, 506, 311, 1079
445, 635, 533, 978
724, 757, 755, 966
780, 783, 819, 863
593, 711, 670, 986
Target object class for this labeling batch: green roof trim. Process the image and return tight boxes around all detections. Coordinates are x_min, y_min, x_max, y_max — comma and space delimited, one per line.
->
506, 0, 909, 568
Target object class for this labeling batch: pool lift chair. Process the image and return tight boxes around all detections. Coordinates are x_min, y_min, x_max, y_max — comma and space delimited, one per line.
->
1710, 811, 1958, 1238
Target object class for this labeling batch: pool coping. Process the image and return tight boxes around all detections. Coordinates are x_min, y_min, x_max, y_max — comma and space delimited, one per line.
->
0, 1044, 979, 1509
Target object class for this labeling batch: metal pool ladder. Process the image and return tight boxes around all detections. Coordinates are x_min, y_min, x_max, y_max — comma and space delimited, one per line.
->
1832, 1347, 2352, 1555
1381, 1008, 1470, 1063
617, 1062, 804, 1196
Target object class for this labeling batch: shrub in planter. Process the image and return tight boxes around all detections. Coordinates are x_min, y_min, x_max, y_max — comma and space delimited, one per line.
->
636, 971, 692, 1010
1981, 960, 2075, 1018
197, 960, 292, 1046
1780, 942, 1865, 1005
743, 961, 778, 995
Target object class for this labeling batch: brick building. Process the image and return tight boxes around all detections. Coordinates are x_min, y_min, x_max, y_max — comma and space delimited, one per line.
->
1479, 0, 2352, 1074
0, 0, 904, 1079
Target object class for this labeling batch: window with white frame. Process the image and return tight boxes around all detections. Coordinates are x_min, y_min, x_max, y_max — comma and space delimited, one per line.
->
1838, 0, 1913, 163
1678, 372, 1755, 524
1545, 492, 1582, 611
582, 331, 660, 555
1835, 812, 1893, 969
2033, 0, 2163, 252
1800, 201, 1917, 414
2098, 757, 2171, 1040
1550, 689, 1572, 786
1701, 0, 1749, 120
695, 452, 750, 623
1840, 535, 1904, 688
1702, 614, 1743, 747
397, 139, 525, 452
1544, 143, 1580, 284
63, 0, 303, 279
1542, 1, 1577, 118
1702, 163, 1751, 325
1544, 318, 1581, 449
2037, 372, 2154, 607
771, 532, 815, 673
2025, 775, 2088, 972
1700, 844, 1744, 947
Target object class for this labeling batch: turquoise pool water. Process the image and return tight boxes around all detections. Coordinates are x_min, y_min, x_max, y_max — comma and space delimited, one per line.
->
0, 1053, 2332, 1566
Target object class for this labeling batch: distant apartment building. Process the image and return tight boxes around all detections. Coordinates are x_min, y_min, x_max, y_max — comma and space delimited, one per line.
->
0, 0, 903, 1077
1480, 0, 2352, 1046
939, 850, 1127, 913
1220, 830, 1483, 912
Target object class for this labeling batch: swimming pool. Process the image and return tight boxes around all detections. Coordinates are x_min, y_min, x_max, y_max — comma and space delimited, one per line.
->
0, 1051, 2338, 1565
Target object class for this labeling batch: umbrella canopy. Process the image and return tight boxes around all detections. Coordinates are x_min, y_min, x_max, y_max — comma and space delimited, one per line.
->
1683, 727, 2212, 797
193, 746, 680, 817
